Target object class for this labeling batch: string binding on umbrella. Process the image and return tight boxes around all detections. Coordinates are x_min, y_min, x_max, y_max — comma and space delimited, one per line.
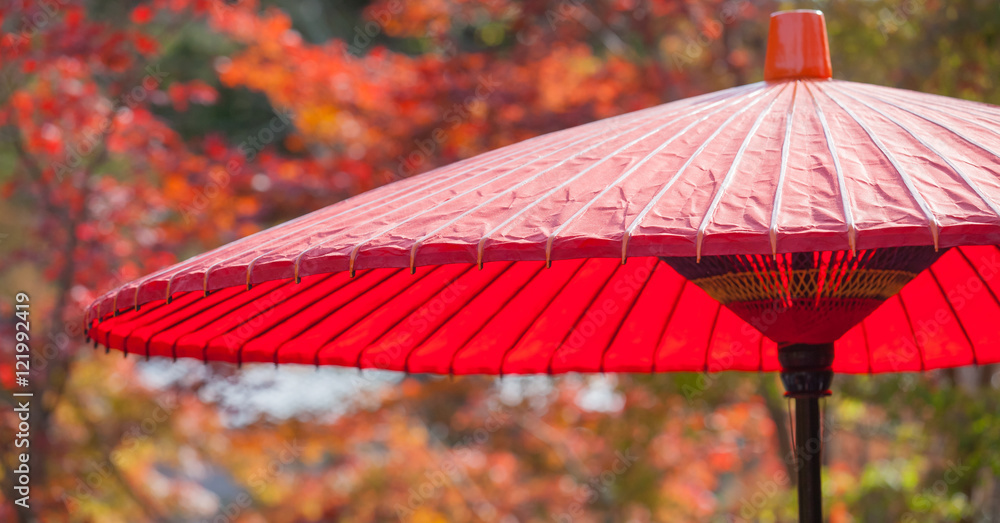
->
661, 246, 944, 344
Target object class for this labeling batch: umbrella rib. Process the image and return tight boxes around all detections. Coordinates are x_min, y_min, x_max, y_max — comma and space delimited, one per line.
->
328, 265, 452, 369
528, 84, 769, 265
177, 281, 297, 363
138, 286, 269, 361
173, 115, 598, 294
400, 262, 517, 374
696, 83, 789, 261
238, 268, 404, 366
290, 121, 628, 280
844, 85, 1000, 156
894, 293, 926, 372
309, 110, 659, 277
860, 320, 873, 375
701, 303, 724, 373
546, 261, 625, 374
802, 82, 857, 255
852, 83, 1000, 127
218, 271, 353, 365
243, 121, 612, 283
243, 269, 385, 365
875, 93, 1000, 140
92, 85, 757, 315
128, 148, 493, 305
956, 247, 1000, 310
126, 288, 245, 358
769, 81, 799, 256
757, 331, 765, 373
650, 278, 688, 373
542, 84, 767, 264
119, 296, 190, 360
747, 254, 782, 306
831, 84, 1000, 223
497, 259, 589, 376
239, 269, 392, 365
297, 89, 752, 278
622, 84, 783, 262
927, 266, 979, 366
403, 102, 714, 273
216, 271, 335, 349
102, 292, 201, 352
474, 111, 685, 268
818, 83, 941, 250
447, 263, 548, 376
195, 272, 343, 364
282, 269, 409, 367
404, 111, 670, 274
115, 301, 172, 357
599, 262, 658, 374
483, 93, 756, 268
303, 266, 432, 367
353, 265, 476, 370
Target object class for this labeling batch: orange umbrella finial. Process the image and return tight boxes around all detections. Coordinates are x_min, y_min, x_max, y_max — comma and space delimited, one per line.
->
764, 10, 832, 81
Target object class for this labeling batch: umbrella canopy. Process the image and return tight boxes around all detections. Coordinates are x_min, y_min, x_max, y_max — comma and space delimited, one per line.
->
86, 10, 1000, 521
87, 13, 1000, 375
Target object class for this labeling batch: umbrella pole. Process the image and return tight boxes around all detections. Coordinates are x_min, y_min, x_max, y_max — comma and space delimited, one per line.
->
778, 342, 834, 523
794, 395, 822, 522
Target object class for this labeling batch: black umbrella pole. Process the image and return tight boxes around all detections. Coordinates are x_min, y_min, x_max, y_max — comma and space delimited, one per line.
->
778, 342, 834, 523
795, 395, 822, 523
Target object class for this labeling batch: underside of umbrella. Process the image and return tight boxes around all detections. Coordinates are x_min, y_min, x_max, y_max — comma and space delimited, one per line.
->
88, 246, 1000, 373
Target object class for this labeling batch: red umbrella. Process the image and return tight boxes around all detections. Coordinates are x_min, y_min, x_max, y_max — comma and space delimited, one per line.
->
87, 10, 1000, 521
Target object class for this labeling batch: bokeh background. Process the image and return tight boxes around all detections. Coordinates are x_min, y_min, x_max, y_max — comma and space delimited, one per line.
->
1, 0, 1000, 521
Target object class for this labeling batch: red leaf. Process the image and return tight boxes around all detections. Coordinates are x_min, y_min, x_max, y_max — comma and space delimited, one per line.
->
168, 83, 189, 111
135, 34, 159, 55
131, 5, 154, 24
64, 7, 83, 28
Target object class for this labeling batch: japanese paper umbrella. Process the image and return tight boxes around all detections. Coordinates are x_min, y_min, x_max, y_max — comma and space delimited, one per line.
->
87, 10, 1000, 521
